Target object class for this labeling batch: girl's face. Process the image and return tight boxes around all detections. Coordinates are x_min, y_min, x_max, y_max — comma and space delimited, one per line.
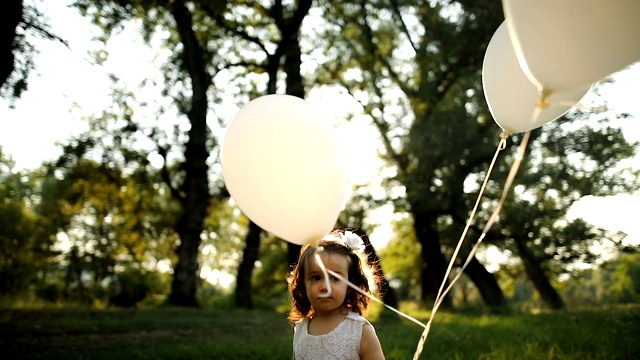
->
304, 251, 350, 315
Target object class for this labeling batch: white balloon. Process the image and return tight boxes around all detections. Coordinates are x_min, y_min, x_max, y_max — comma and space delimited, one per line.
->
221, 95, 347, 246
483, 21, 591, 134
503, 0, 640, 93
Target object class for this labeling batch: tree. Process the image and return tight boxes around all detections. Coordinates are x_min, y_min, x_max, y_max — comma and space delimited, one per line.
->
316, 0, 506, 306
1, 0, 23, 88
205, 0, 317, 309
0, 153, 45, 295
34, 148, 179, 303
560, 250, 640, 307
1, 0, 66, 102
314, 0, 638, 311
608, 252, 640, 303
164, 0, 213, 308
73, 0, 224, 306
479, 103, 639, 309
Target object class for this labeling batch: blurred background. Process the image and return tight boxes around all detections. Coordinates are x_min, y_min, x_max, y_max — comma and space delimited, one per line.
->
1, 0, 639, 314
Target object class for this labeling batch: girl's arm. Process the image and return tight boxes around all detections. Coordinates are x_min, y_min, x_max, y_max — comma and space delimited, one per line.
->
359, 323, 385, 360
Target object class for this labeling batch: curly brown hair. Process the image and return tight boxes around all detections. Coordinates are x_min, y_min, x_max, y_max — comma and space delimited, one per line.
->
287, 230, 374, 324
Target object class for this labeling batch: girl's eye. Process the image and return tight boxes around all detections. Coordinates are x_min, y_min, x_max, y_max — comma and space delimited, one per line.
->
311, 275, 321, 281
331, 276, 340, 282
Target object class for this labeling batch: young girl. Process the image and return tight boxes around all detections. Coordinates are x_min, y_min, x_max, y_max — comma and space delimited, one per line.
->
287, 230, 385, 360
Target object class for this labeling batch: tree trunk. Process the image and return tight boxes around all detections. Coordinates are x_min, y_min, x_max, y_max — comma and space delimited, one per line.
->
168, 0, 211, 307
281, 2, 309, 280
0, 0, 22, 87
235, 221, 262, 309
514, 237, 565, 310
413, 211, 451, 307
463, 256, 506, 308
283, 33, 304, 98
231, 0, 312, 309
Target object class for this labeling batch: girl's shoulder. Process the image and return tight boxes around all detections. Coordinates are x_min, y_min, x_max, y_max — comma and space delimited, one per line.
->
293, 317, 310, 328
345, 311, 366, 322
345, 311, 374, 328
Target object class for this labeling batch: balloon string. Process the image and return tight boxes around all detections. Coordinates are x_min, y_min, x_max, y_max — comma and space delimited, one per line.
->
315, 128, 532, 360
408, 77, 542, 357
424, 130, 531, 326
483, 130, 530, 233
326, 268, 428, 329
313, 249, 427, 328
411, 133, 508, 360
314, 249, 333, 298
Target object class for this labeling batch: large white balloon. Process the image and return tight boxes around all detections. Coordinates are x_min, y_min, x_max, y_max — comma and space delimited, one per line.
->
221, 95, 347, 246
503, 0, 640, 93
482, 21, 591, 134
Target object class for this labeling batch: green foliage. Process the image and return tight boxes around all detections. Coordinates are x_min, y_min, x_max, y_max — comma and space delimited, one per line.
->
489, 111, 639, 276
200, 200, 249, 287
0, 190, 37, 294
36, 158, 180, 299
108, 268, 170, 307
560, 252, 640, 307
2, 152, 182, 305
0, 153, 52, 295
379, 214, 423, 301
608, 253, 640, 303
252, 235, 289, 299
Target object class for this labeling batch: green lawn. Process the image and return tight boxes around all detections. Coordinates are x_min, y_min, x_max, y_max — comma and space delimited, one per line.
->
1, 304, 638, 359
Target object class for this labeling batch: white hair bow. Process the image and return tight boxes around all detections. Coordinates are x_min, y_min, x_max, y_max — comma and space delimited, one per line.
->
340, 231, 364, 252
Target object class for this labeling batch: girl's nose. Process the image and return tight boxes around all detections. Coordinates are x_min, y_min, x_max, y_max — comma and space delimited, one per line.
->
319, 277, 328, 291
318, 276, 332, 296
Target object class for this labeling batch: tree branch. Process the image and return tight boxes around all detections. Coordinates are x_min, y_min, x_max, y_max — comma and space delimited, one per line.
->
388, 0, 417, 54
201, 2, 270, 56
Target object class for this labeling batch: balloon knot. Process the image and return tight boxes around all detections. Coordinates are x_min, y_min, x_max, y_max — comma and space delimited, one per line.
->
536, 89, 552, 109
536, 97, 550, 109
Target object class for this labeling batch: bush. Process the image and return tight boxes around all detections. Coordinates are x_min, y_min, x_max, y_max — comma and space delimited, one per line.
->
108, 269, 167, 308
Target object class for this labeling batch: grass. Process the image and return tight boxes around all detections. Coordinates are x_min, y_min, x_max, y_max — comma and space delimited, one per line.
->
376, 304, 640, 360
1, 304, 638, 359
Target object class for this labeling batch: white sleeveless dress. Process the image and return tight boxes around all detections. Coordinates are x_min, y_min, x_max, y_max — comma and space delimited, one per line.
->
292, 311, 374, 360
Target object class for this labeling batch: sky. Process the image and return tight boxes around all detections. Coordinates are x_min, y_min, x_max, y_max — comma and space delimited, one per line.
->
1, 1, 640, 253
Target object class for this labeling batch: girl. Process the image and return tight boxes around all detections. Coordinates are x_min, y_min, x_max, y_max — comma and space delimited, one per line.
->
287, 230, 385, 360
